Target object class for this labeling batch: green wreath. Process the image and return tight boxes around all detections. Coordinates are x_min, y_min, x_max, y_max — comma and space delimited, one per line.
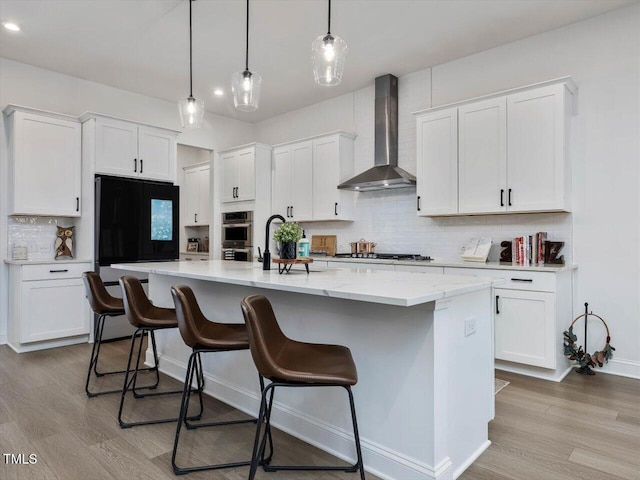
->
563, 312, 615, 368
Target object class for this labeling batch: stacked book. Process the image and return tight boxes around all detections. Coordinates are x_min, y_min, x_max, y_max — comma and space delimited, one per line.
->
513, 232, 547, 266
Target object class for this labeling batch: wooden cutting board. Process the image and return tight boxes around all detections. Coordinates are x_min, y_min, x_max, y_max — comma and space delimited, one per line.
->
311, 235, 337, 256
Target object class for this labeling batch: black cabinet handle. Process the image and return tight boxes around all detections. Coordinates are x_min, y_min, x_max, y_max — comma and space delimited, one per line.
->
288, 206, 292, 217
496, 295, 500, 314
76, 197, 79, 212
291, 205, 294, 217
140, 159, 143, 173
334, 202, 338, 216
50, 269, 69, 273
500, 189, 504, 207
194, 213, 197, 223
508, 188, 512, 206
134, 158, 137, 172
417, 195, 421, 211
511, 278, 533, 282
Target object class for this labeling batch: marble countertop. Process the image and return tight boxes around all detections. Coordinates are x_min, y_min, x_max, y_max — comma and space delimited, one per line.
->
311, 256, 577, 272
3, 258, 93, 265
112, 260, 496, 307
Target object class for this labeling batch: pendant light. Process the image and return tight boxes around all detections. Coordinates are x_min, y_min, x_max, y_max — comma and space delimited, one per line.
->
232, 0, 262, 111
178, 0, 204, 129
312, 0, 347, 86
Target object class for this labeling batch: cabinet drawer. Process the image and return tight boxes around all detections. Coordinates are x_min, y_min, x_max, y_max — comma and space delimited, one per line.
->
394, 265, 445, 274
443, 267, 555, 292
22, 263, 92, 281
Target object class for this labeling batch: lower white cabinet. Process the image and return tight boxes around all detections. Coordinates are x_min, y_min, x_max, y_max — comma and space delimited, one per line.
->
8, 262, 91, 352
444, 266, 574, 379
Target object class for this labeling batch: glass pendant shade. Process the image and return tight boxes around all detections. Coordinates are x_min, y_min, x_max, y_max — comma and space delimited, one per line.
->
312, 33, 347, 86
232, 70, 262, 111
179, 96, 205, 129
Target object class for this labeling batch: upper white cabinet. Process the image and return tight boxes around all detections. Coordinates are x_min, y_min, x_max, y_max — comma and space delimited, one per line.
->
415, 108, 458, 216
271, 132, 355, 222
183, 162, 210, 226
5, 106, 82, 217
273, 141, 313, 221
81, 113, 178, 183
415, 78, 575, 216
220, 144, 271, 203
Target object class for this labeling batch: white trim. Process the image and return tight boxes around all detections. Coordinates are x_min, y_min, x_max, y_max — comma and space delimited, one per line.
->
0, 333, 7, 345
78, 111, 180, 133
148, 351, 467, 480
453, 440, 491, 479
272, 130, 357, 148
596, 358, 640, 380
218, 142, 273, 154
496, 361, 572, 382
7, 334, 88, 353
3, 104, 80, 122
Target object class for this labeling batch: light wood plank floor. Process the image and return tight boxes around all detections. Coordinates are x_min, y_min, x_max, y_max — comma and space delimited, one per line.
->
1, 341, 638, 480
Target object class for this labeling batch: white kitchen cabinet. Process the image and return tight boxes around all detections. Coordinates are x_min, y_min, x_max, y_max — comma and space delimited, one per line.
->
220, 144, 272, 203
458, 98, 507, 214
333, 261, 395, 271
81, 113, 178, 183
183, 162, 210, 226
394, 264, 445, 274
8, 262, 92, 352
5, 106, 82, 217
272, 141, 313, 221
414, 78, 575, 216
415, 107, 458, 216
443, 265, 574, 381
312, 133, 355, 221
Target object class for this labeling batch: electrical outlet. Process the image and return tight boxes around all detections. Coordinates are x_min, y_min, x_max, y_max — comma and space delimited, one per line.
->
465, 317, 477, 337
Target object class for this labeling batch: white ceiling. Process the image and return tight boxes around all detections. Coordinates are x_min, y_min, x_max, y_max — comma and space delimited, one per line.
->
0, 0, 635, 122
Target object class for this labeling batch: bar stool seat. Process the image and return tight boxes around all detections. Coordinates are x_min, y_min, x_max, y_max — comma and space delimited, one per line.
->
82, 271, 158, 397
117, 276, 201, 429
241, 294, 365, 480
170, 285, 269, 475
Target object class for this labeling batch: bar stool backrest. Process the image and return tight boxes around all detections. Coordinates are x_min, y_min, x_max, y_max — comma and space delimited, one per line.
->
83, 271, 120, 314
241, 295, 288, 380
171, 285, 209, 348
119, 276, 154, 328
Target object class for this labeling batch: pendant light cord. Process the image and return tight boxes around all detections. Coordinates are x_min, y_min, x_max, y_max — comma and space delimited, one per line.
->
327, 0, 331, 34
189, 0, 193, 97
245, 0, 250, 71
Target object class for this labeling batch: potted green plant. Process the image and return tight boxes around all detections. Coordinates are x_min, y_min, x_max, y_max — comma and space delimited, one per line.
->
273, 222, 302, 259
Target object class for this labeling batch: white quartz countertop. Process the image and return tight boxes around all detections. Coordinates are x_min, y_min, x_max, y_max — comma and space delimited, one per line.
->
3, 258, 92, 265
312, 256, 577, 272
111, 260, 495, 307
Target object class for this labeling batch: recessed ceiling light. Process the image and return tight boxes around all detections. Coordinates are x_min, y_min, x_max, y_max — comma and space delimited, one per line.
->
214, 89, 224, 96
3, 22, 20, 32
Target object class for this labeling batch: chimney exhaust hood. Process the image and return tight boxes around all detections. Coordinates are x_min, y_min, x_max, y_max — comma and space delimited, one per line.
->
338, 74, 416, 192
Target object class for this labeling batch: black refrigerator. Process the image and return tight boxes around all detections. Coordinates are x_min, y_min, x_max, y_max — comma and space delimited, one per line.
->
95, 175, 179, 339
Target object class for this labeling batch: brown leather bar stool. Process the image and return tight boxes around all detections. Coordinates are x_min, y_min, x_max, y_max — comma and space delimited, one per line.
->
82, 271, 158, 397
170, 285, 270, 474
118, 276, 202, 428
241, 294, 366, 480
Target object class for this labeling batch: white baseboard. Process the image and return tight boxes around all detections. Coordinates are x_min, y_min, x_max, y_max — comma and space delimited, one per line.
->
596, 358, 640, 379
453, 440, 491, 479
496, 361, 572, 382
7, 335, 88, 353
148, 351, 472, 480
0, 332, 7, 345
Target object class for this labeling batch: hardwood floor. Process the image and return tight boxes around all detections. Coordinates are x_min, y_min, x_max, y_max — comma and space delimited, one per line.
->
1, 341, 638, 480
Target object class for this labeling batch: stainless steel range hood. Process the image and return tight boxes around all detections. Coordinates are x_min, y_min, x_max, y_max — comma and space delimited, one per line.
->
338, 74, 416, 192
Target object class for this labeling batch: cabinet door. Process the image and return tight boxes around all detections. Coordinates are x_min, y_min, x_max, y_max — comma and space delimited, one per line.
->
312, 136, 340, 220
11, 112, 81, 217
494, 289, 555, 369
416, 108, 458, 216
95, 117, 138, 177
20, 278, 89, 343
220, 152, 238, 203
507, 84, 568, 212
197, 166, 211, 225
291, 141, 313, 221
183, 167, 201, 226
458, 98, 507, 214
235, 148, 256, 201
137, 126, 176, 182
272, 146, 293, 217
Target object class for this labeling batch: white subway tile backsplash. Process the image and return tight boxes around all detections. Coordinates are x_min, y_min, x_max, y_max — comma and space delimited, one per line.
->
7, 217, 78, 261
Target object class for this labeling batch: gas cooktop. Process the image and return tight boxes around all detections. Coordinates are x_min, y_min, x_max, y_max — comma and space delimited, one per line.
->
333, 253, 433, 261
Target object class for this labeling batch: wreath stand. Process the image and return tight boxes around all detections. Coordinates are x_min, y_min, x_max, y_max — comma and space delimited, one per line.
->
563, 302, 615, 376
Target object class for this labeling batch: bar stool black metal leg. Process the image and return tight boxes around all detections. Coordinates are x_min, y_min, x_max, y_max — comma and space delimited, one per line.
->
249, 383, 273, 480
346, 386, 366, 480
260, 385, 275, 466
118, 329, 143, 428
133, 329, 184, 400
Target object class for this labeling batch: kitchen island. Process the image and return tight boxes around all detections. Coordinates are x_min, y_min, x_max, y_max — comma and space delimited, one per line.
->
112, 260, 495, 480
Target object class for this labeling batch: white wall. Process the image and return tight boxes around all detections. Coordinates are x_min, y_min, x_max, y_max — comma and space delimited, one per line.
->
253, 4, 639, 377
0, 57, 254, 343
